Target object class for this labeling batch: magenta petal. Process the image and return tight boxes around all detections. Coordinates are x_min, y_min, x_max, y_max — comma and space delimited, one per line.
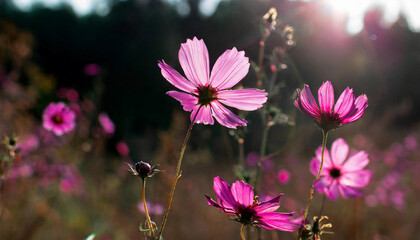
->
341, 94, 368, 124
339, 170, 372, 187
217, 89, 267, 111
158, 61, 197, 92
192, 105, 214, 125
253, 194, 282, 213
309, 157, 329, 177
314, 176, 332, 192
318, 81, 334, 115
330, 138, 349, 166
324, 181, 339, 200
315, 146, 333, 168
205, 195, 222, 208
338, 185, 363, 199
178, 37, 210, 87
342, 151, 369, 171
210, 101, 247, 129
334, 87, 354, 119
256, 212, 299, 232
231, 180, 254, 207
167, 91, 198, 111
209, 47, 250, 90
213, 176, 237, 209
299, 85, 321, 119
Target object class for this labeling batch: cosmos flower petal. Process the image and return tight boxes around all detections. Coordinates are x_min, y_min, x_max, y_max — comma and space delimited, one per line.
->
231, 180, 254, 207
192, 105, 214, 125
334, 87, 354, 119
318, 81, 334, 115
324, 181, 339, 200
205, 195, 222, 208
256, 212, 299, 232
315, 146, 333, 168
213, 176, 237, 209
339, 170, 372, 187
338, 185, 363, 199
253, 194, 283, 213
167, 91, 198, 111
178, 37, 210, 87
341, 94, 368, 124
330, 138, 349, 166
217, 89, 268, 111
314, 176, 332, 193
342, 151, 369, 171
309, 157, 329, 176
210, 101, 247, 129
209, 47, 250, 90
158, 60, 198, 92
299, 85, 321, 119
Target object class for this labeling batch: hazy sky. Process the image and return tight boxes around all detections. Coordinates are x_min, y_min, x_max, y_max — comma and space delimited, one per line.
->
10, 0, 420, 34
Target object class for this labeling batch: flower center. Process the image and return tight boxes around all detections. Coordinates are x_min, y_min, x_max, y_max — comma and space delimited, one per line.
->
329, 168, 341, 179
52, 114, 64, 124
197, 85, 217, 106
237, 206, 257, 225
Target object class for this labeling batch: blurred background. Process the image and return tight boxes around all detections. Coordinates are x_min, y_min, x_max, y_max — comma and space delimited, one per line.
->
0, 0, 419, 239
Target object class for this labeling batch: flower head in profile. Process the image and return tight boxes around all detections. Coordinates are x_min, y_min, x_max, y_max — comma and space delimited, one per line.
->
294, 81, 368, 131
159, 37, 268, 129
42, 102, 76, 136
310, 138, 372, 200
205, 176, 299, 231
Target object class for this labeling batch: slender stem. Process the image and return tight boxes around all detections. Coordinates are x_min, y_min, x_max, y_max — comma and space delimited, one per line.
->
318, 194, 326, 217
239, 137, 245, 169
298, 130, 328, 239
157, 110, 199, 239
142, 178, 154, 237
240, 225, 247, 240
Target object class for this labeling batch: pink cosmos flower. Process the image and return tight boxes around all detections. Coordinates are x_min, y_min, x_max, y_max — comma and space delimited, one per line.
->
277, 169, 291, 184
116, 141, 129, 157
159, 37, 268, 129
294, 81, 368, 131
205, 176, 299, 231
42, 102, 76, 136
310, 138, 372, 200
98, 112, 115, 135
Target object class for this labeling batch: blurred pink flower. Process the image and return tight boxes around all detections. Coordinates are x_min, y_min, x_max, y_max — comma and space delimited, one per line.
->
84, 63, 101, 76
159, 37, 267, 129
17, 134, 39, 155
98, 112, 115, 135
404, 136, 417, 150
58, 88, 79, 102
138, 202, 164, 215
310, 138, 372, 200
42, 102, 76, 136
116, 141, 129, 157
205, 176, 299, 231
59, 165, 84, 195
294, 81, 368, 131
245, 152, 273, 170
277, 169, 290, 184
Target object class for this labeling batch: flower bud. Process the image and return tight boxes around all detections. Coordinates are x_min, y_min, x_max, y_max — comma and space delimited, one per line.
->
135, 161, 152, 179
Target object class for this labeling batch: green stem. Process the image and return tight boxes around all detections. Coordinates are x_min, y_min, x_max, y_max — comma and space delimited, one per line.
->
240, 225, 246, 240
157, 110, 199, 239
142, 178, 154, 237
299, 130, 328, 239
254, 124, 269, 194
